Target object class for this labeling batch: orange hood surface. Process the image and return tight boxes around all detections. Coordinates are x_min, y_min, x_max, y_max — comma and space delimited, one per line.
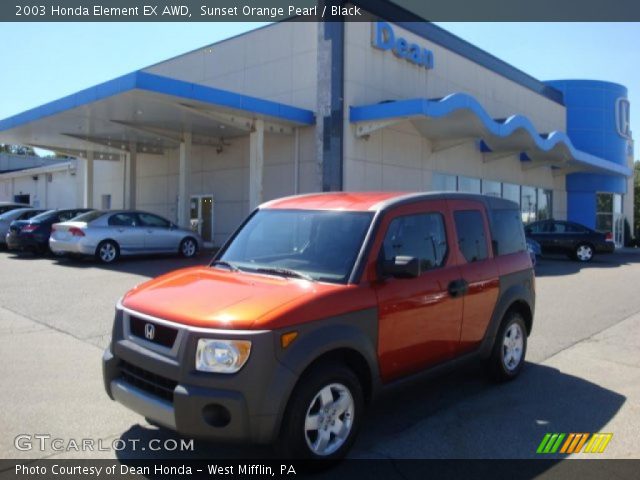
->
121, 266, 373, 330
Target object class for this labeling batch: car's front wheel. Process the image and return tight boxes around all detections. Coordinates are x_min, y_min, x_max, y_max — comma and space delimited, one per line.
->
574, 243, 594, 262
278, 363, 363, 460
179, 237, 198, 258
96, 240, 120, 264
488, 311, 527, 382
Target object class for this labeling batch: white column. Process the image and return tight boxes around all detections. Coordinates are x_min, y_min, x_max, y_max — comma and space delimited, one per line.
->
83, 151, 94, 208
249, 119, 264, 210
177, 132, 192, 228
127, 141, 137, 209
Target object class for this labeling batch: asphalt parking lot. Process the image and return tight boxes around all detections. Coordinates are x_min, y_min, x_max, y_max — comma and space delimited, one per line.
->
1, 248, 639, 462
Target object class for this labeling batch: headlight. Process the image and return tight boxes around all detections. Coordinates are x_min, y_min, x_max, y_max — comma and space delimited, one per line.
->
195, 339, 251, 373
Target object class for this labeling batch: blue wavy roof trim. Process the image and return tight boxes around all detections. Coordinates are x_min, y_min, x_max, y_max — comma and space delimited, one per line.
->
349, 93, 630, 177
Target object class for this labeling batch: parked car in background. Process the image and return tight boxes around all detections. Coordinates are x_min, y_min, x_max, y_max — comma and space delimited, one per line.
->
5, 208, 93, 254
526, 238, 541, 267
0, 202, 30, 215
524, 219, 614, 262
0, 208, 46, 248
50, 210, 202, 263
103, 192, 535, 460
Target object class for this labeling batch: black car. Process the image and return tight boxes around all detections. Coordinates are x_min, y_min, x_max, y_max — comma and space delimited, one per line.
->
6, 208, 93, 254
524, 219, 615, 262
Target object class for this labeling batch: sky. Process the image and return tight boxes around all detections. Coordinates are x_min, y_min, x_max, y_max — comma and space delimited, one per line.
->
0, 22, 637, 157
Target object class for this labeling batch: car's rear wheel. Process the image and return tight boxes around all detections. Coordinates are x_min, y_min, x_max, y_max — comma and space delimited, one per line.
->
179, 237, 198, 258
574, 243, 594, 262
488, 311, 527, 382
96, 240, 120, 264
277, 363, 363, 460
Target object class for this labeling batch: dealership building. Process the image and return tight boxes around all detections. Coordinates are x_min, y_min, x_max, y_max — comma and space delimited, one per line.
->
0, 18, 633, 247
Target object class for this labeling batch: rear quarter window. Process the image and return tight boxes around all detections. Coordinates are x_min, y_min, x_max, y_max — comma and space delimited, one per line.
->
454, 210, 489, 262
491, 209, 526, 256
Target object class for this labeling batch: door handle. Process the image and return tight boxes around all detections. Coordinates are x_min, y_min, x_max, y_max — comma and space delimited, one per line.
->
448, 279, 469, 298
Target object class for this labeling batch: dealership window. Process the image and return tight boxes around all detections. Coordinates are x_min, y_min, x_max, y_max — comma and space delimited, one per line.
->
482, 180, 501, 197
521, 185, 537, 224
432, 173, 457, 191
382, 213, 448, 271
537, 189, 552, 220
454, 210, 488, 262
458, 176, 481, 194
502, 183, 520, 207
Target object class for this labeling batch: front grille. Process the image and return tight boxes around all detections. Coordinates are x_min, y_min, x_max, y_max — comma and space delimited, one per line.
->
129, 316, 178, 348
119, 360, 178, 403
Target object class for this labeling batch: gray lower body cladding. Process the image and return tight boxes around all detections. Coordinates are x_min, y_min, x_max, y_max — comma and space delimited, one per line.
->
102, 307, 379, 444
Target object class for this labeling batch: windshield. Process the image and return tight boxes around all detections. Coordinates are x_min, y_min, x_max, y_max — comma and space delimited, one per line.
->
218, 209, 374, 284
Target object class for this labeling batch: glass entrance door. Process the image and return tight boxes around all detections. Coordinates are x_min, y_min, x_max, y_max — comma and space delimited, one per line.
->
189, 195, 214, 246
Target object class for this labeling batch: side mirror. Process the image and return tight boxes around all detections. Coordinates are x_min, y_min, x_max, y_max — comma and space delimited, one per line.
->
381, 255, 421, 279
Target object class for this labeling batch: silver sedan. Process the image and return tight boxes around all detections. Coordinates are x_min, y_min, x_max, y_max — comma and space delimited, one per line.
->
49, 210, 203, 263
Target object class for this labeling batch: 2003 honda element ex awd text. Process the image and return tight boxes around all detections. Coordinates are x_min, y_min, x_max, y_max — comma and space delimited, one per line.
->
103, 192, 535, 459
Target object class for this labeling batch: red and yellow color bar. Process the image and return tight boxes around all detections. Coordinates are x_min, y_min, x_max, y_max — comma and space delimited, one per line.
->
537, 433, 613, 454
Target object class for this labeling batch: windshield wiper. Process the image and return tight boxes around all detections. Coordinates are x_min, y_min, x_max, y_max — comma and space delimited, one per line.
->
255, 267, 314, 282
211, 260, 240, 272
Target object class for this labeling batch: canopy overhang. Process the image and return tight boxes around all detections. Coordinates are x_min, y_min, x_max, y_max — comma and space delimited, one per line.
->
0, 71, 315, 160
350, 94, 631, 178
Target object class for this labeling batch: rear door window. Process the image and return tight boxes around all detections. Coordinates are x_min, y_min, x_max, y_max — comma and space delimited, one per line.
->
453, 210, 489, 263
139, 213, 171, 228
108, 213, 137, 227
381, 213, 448, 271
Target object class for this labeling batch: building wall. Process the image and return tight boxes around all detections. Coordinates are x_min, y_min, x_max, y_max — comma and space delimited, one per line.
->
144, 22, 318, 110
0, 164, 80, 208
342, 21, 569, 219
343, 22, 566, 134
131, 127, 316, 246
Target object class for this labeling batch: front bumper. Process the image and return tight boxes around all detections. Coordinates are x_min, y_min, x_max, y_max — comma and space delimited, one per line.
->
102, 307, 298, 444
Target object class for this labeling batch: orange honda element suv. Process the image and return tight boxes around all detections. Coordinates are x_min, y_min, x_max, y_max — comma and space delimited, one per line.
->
103, 192, 535, 459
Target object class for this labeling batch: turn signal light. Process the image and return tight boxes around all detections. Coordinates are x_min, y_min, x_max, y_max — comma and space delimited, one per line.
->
280, 331, 298, 349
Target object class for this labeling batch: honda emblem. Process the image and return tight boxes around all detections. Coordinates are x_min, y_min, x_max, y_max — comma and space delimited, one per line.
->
144, 323, 156, 341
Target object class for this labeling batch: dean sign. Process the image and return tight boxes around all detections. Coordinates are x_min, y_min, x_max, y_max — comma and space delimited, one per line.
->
372, 22, 435, 70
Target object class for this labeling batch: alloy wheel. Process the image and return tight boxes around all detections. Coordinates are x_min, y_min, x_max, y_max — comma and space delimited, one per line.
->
182, 239, 197, 257
99, 243, 117, 263
304, 383, 355, 457
502, 322, 524, 372
576, 245, 593, 262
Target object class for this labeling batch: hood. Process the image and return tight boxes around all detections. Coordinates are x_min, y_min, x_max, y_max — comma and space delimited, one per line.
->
121, 266, 350, 330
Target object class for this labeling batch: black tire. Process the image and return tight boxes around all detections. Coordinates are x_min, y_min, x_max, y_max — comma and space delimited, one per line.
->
574, 243, 594, 262
277, 362, 364, 460
179, 237, 198, 258
95, 240, 120, 264
488, 311, 527, 382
